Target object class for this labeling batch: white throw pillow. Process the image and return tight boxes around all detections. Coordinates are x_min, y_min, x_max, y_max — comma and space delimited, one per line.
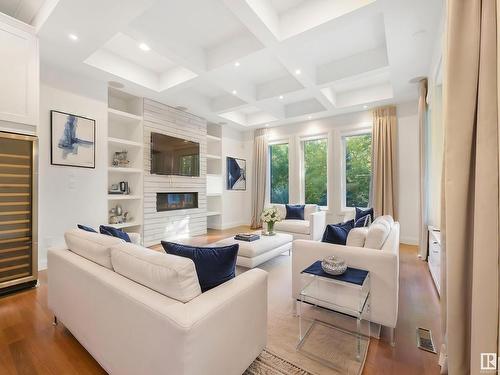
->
346, 227, 369, 247
304, 204, 318, 218
272, 204, 286, 220
64, 229, 124, 269
110, 242, 202, 303
365, 220, 392, 249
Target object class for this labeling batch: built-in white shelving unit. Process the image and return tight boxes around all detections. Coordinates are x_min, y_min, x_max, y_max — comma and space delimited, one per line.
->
206, 123, 223, 229
107, 88, 144, 237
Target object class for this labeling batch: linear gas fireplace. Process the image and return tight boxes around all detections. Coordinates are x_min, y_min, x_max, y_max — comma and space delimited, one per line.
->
156, 192, 198, 212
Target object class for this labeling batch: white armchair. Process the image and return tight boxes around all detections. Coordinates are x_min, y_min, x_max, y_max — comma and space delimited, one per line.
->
292, 217, 400, 344
271, 204, 326, 241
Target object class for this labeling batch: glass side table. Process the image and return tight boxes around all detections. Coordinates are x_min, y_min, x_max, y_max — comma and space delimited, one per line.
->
297, 261, 371, 367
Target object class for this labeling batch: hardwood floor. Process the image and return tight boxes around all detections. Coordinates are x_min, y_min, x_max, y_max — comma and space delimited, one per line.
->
0, 227, 441, 374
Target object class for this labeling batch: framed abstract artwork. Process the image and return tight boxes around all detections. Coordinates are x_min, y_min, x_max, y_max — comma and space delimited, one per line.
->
51, 110, 95, 168
227, 157, 246, 190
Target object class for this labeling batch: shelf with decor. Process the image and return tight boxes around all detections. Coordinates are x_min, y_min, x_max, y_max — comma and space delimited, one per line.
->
108, 221, 142, 229
206, 122, 223, 229
107, 195, 142, 201
107, 88, 144, 242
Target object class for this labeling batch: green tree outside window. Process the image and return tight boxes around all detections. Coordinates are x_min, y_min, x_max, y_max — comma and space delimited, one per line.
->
303, 138, 328, 206
269, 143, 289, 204
344, 134, 372, 207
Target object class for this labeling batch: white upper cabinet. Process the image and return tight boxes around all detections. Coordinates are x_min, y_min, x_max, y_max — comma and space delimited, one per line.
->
0, 14, 39, 127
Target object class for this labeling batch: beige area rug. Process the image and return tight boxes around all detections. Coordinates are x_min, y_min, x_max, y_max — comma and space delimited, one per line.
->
245, 349, 314, 375
238, 254, 369, 375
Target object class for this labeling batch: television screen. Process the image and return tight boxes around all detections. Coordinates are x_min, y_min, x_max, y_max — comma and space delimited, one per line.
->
151, 132, 200, 176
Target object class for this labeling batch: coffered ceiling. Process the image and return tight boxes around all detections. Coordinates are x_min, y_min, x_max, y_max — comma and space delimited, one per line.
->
1, 0, 443, 129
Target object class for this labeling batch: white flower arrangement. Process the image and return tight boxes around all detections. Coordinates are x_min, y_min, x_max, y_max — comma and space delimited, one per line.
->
261, 207, 282, 224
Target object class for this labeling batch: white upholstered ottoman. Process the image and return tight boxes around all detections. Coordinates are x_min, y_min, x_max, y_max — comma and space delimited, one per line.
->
213, 233, 293, 268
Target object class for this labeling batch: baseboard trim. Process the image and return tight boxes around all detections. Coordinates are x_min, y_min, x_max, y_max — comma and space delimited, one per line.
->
38, 259, 47, 271
219, 221, 251, 230
400, 236, 419, 245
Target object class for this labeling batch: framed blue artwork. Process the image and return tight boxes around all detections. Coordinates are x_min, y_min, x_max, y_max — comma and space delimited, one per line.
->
226, 157, 246, 190
51, 110, 95, 168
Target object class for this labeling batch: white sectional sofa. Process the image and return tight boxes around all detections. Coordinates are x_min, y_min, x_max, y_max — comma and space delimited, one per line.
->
271, 204, 326, 241
291, 216, 400, 344
48, 229, 268, 375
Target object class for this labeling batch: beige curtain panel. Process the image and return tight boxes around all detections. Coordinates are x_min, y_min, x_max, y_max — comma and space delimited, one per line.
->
418, 79, 429, 260
371, 106, 398, 220
440, 0, 500, 374
250, 128, 268, 229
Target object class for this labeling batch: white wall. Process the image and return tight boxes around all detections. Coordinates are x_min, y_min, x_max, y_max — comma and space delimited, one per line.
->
220, 127, 253, 229
266, 101, 420, 244
38, 64, 108, 268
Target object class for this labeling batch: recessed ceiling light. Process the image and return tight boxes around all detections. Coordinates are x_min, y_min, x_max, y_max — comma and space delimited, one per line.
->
234, 61, 240, 67
308, 116, 312, 120
279, 95, 284, 100
295, 69, 301, 75
68, 33, 78, 41
265, 124, 269, 127
363, 105, 369, 109
232, 90, 237, 95
139, 43, 150, 51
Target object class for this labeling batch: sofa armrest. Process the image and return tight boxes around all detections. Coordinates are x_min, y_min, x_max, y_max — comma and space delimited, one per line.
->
128, 232, 141, 245
169, 269, 268, 375
309, 211, 326, 241
292, 240, 399, 328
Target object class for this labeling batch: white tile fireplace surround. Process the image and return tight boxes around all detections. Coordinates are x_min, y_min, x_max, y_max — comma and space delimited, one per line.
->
143, 99, 208, 246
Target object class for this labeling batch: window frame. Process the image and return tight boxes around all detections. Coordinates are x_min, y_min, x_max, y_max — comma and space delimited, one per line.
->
300, 134, 329, 208
340, 128, 372, 211
268, 140, 290, 205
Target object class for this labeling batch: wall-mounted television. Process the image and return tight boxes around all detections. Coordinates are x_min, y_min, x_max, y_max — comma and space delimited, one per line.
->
151, 132, 200, 176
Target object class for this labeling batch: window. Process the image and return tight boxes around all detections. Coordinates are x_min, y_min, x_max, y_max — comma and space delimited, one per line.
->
303, 138, 328, 206
269, 143, 289, 204
343, 133, 372, 208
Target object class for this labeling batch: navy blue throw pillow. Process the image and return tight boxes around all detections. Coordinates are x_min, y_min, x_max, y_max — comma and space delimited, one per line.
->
321, 220, 354, 245
161, 241, 238, 292
77, 224, 97, 233
354, 215, 370, 228
285, 204, 305, 220
355, 207, 373, 224
99, 225, 131, 243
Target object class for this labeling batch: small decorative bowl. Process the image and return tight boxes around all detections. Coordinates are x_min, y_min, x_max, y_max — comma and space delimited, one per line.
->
321, 256, 347, 275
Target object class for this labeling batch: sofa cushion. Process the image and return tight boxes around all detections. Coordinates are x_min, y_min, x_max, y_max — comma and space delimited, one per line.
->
77, 224, 97, 233
64, 229, 124, 269
100, 225, 131, 243
111, 242, 202, 303
285, 204, 305, 220
321, 220, 354, 245
355, 207, 374, 223
274, 219, 310, 235
346, 227, 369, 247
272, 204, 287, 220
304, 204, 319, 218
161, 242, 238, 292
364, 216, 393, 249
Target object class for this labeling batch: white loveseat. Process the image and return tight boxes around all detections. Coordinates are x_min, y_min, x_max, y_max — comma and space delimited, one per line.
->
48, 229, 268, 375
271, 204, 326, 241
292, 216, 400, 344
